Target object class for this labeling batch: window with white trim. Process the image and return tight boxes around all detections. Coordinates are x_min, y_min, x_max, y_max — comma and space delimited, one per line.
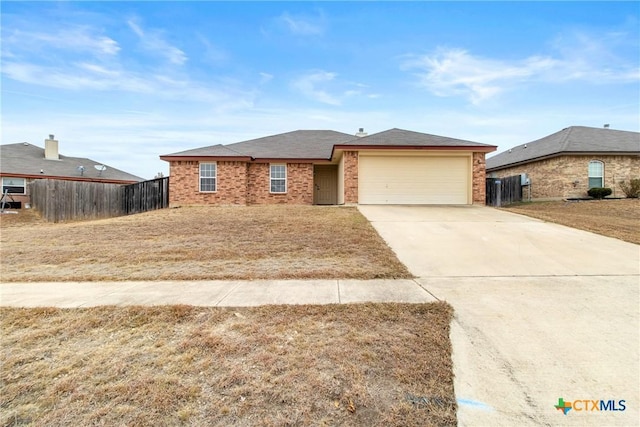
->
588, 160, 604, 189
270, 164, 287, 193
1, 177, 26, 194
199, 162, 217, 192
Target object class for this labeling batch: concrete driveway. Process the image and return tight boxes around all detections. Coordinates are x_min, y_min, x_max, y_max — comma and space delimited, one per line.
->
358, 205, 639, 426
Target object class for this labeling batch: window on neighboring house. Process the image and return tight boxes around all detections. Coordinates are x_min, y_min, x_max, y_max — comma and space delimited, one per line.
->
199, 163, 217, 192
1, 177, 26, 194
588, 160, 604, 189
270, 164, 287, 193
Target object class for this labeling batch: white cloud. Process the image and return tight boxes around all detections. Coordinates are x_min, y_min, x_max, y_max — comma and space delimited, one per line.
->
1, 58, 256, 108
278, 11, 325, 36
403, 28, 639, 105
402, 48, 557, 105
259, 72, 274, 84
292, 71, 341, 105
197, 35, 228, 65
127, 19, 187, 65
2, 61, 152, 92
291, 71, 381, 106
2, 27, 120, 57
76, 62, 121, 77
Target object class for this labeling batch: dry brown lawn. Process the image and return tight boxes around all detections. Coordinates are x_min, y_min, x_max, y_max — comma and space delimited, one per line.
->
503, 199, 640, 245
0, 206, 411, 282
0, 303, 456, 426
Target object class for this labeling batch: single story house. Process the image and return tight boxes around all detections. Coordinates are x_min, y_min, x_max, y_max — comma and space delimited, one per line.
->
1, 135, 144, 208
160, 128, 496, 206
486, 126, 640, 200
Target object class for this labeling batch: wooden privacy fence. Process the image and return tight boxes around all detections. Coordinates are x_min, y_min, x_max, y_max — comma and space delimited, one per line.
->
486, 175, 523, 207
123, 177, 169, 215
30, 177, 169, 222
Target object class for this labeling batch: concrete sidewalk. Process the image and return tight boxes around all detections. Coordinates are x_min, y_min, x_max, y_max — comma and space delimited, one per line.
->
0, 279, 438, 308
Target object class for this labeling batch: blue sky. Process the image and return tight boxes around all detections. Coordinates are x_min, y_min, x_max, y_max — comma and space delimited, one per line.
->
2, 1, 639, 179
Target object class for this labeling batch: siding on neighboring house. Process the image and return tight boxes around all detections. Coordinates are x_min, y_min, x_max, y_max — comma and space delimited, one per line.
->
488, 155, 640, 200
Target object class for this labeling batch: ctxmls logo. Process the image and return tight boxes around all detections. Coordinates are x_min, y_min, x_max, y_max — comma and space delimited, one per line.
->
555, 397, 626, 415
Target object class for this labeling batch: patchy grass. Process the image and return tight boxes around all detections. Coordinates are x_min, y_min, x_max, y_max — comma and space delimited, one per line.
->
0, 206, 411, 282
503, 199, 640, 245
0, 303, 456, 426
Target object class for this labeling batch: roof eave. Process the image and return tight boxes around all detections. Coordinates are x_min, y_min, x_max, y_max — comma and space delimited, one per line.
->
160, 154, 334, 163
333, 144, 497, 152
0, 172, 140, 184
486, 150, 640, 171
250, 157, 330, 163
160, 155, 253, 162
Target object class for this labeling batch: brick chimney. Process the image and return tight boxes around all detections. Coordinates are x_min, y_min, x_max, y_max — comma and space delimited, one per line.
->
45, 134, 59, 160
355, 128, 368, 137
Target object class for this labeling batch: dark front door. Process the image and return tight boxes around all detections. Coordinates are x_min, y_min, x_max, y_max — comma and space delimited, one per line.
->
314, 166, 338, 205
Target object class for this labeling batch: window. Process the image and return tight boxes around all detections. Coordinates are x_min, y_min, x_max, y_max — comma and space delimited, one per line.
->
199, 163, 217, 192
2, 177, 26, 194
588, 160, 604, 189
270, 164, 287, 193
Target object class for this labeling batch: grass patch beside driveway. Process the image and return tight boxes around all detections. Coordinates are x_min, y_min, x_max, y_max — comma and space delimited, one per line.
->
0, 206, 411, 282
1, 303, 456, 426
503, 199, 640, 245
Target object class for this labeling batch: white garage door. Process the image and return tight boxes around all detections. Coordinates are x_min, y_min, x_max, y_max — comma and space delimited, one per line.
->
359, 156, 470, 204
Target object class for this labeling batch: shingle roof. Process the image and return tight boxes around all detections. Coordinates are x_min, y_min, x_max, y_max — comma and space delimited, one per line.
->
486, 126, 640, 170
163, 130, 357, 160
338, 128, 494, 148
162, 128, 495, 162
0, 143, 144, 182
228, 130, 356, 159
162, 144, 249, 158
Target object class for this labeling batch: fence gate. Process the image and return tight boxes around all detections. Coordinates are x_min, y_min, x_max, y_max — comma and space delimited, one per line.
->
486, 175, 523, 206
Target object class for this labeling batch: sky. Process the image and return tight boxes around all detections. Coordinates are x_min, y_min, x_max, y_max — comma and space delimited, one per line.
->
2, 1, 639, 180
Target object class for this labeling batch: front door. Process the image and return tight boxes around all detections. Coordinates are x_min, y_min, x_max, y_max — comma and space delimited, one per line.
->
314, 166, 338, 205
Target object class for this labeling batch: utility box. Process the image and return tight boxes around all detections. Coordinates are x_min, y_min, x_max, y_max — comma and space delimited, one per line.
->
521, 173, 530, 186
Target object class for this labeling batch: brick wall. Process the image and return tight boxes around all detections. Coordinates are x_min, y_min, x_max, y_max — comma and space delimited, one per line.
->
342, 151, 359, 204
247, 163, 313, 205
472, 152, 487, 204
168, 160, 247, 206
169, 161, 315, 206
489, 155, 640, 200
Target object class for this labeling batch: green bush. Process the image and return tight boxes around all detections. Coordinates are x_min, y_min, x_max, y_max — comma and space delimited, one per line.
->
587, 187, 612, 199
619, 178, 640, 198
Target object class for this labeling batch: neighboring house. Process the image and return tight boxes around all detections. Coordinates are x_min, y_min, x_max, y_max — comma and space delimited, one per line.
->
486, 126, 640, 200
1, 135, 144, 208
160, 128, 496, 206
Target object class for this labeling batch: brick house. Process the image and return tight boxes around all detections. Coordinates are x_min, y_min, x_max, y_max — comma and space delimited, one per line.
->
160, 128, 496, 206
486, 126, 640, 200
1, 135, 144, 208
